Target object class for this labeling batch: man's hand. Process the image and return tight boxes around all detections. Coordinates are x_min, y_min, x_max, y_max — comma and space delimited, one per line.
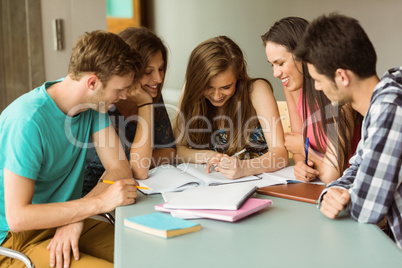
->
98, 178, 138, 213
320, 188, 350, 219
47, 221, 84, 268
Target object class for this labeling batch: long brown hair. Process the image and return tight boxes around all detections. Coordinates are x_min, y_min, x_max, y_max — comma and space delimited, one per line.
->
118, 27, 168, 102
176, 36, 272, 156
262, 17, 361, 170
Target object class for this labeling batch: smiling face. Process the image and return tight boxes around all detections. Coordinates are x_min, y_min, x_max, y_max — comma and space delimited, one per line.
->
265, 41, 303, 92
203, 68, 237, 112
91, 73, 134, 113
137, 50, 165, 98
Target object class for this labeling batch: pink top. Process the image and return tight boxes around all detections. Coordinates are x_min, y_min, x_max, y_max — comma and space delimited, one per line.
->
296, 90, 328, 153
296, 90, 361, 165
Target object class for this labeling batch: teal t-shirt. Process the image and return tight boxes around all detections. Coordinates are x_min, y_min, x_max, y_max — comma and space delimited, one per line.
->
0, 80, 110, 244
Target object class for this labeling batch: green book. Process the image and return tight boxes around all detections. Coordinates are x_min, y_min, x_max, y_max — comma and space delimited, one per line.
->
124, 212, 201, 238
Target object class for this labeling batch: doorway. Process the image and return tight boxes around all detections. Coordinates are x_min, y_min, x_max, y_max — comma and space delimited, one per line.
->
0, 0, 45, 112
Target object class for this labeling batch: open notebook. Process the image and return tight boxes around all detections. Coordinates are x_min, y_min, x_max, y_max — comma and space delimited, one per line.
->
138, 164, 324, 195
138, 163, 261, 195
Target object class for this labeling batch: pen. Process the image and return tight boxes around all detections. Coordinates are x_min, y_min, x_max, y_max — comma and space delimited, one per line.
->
231, 148, 246, 158
99, 179, 150, 190
305, 137, 309, 165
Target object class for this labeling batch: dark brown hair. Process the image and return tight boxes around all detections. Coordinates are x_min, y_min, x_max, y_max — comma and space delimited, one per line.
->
118, 27, 168, 102
263, 17, 362, 170
294, 13, 377, 81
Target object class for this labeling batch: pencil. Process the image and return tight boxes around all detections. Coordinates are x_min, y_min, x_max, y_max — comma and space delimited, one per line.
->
99, 179, 150, 190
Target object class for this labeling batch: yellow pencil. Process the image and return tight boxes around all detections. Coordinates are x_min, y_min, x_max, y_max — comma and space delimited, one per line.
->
99, 179, 150, 190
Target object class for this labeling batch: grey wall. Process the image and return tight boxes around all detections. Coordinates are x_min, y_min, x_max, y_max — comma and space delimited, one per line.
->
41, 0, 107, 81
149, 0, 402, 101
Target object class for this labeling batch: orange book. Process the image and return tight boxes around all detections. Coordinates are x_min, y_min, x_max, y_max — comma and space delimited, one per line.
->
257, 183, 326, 204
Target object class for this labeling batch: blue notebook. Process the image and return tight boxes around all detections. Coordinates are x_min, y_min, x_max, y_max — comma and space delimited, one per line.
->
124, 212, 201, 238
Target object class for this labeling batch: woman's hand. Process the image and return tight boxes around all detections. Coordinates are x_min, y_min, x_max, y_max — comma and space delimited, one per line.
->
205, 153, 224, 173
127, 83, 153, 106
208, 154, 245, 180
293, 160, 320, 181
284, 132, 304, 155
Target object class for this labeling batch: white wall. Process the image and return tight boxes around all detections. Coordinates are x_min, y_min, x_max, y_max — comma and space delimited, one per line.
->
151, 0, 402, 101
41, 0, 107, 81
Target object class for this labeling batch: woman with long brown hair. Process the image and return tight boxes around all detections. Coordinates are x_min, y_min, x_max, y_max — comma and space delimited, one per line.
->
262, 17, 361, 184
174, 36, 288, 179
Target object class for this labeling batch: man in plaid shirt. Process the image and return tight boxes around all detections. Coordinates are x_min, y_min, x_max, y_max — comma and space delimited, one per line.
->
294, 13, 402, 248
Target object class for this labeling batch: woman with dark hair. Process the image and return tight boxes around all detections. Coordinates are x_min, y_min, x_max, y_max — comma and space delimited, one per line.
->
83, 27, 176, 195
261, 17, 361, 184
174, 36, 288, 179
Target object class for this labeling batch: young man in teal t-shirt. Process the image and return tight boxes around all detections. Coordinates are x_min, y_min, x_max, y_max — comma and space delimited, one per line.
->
0, 30, 143, 268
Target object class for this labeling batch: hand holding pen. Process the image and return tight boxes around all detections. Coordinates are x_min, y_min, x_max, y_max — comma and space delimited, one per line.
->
293, 137, 319, 181
305, 137, 309, 165
100, 179, 149, 190
205, 149, 246, 179
97, 178, 139, 212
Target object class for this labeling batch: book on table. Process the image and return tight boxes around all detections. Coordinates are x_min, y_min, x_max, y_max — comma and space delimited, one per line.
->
124, 212, 201, 238
257, 183, 326, 204
138, 163, 261, 195
155, 197, 272, 222
138, 164, 324, 196
254, 166, 326, 204
160, 183, 258, 210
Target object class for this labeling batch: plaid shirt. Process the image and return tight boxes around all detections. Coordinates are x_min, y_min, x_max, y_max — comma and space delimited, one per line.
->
321, 67, 402, 248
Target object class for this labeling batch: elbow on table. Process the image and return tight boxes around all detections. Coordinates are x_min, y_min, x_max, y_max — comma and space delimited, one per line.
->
275, 148, 289, 169
130, 159, 151, 180
132, 169, 149, 180
350, 210, 384, 225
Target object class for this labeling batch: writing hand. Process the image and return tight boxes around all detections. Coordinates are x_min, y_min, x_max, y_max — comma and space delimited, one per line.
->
320, 188, 350, 219
293, 160, 319, 181
47, 221, 84, 268
205, 153, 224, 174
214, 155, 244, 180
98, 178, 138, 212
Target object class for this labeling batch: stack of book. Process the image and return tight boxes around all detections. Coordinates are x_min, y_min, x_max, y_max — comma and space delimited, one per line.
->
154, 184, 272, 222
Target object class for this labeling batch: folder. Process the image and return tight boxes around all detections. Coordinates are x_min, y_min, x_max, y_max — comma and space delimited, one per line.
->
257, 183, 326, 204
